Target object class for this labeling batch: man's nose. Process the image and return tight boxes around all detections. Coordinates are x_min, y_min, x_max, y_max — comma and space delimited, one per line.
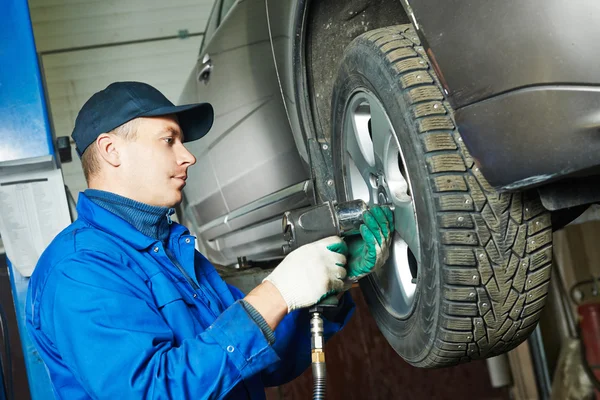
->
178, 144, 197, 166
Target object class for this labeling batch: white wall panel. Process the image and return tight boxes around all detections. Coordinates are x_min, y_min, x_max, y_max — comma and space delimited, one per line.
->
43, 36, 202, 137
43, 36, 203, 198
29, 0, 213, 52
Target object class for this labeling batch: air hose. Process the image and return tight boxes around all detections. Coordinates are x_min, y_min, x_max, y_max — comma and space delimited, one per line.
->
310, 311, 326, 399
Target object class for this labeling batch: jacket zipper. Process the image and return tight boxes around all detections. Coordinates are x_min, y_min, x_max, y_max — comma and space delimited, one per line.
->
163, 211, 216, 316
163, 247, 216, 315
163, 210, 200, 290
165, 248, 198, 290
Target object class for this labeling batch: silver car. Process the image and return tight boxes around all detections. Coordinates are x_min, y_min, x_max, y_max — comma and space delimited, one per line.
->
179, 0, 600, 368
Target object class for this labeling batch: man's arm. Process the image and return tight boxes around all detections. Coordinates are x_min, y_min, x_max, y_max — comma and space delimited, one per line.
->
227, 282, 355, 387
228, 284, 355, 387
34, 251, 280, 400
243, 281, 347, 332
242, 235, 348, 331
243, 281, 287, 331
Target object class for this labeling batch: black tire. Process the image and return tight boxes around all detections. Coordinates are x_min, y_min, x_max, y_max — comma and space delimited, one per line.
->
331, 25, 553, 368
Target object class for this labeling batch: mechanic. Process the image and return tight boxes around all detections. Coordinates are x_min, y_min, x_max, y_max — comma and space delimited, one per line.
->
26, 81, 394, 399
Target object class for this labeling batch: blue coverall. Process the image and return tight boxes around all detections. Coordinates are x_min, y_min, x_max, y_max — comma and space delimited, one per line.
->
26, 192, 355, 399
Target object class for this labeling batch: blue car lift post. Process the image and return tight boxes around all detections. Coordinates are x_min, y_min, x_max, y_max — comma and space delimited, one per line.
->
0, 0, 61, 398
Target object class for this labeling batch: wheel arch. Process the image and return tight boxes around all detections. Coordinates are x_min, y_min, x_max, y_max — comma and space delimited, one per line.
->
267, 0, 411, 151
266, 0, 411, 202
303, 0, 410, 142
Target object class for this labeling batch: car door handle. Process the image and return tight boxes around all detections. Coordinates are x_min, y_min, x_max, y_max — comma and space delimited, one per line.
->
197, 54, 213, 84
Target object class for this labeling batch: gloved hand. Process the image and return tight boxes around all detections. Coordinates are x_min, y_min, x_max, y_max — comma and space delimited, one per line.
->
263, 236, 348, 313
344, 205, 394, 283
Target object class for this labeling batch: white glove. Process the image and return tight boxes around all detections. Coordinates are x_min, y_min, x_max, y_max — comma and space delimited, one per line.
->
264, 236, 348, 313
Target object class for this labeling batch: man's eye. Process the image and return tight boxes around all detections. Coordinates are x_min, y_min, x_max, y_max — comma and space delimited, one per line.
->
164, 137, 174, 144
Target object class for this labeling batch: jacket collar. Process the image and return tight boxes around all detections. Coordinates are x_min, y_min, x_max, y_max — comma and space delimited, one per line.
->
76, 192, 189, 250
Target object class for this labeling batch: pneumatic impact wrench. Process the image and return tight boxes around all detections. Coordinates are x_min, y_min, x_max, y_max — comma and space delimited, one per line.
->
281, 199, 372, 400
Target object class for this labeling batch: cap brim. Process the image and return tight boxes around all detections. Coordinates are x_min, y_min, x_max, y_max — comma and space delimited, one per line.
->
140, 102, 214, 142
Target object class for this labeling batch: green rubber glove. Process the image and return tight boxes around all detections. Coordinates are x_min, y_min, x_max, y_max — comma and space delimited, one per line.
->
345, 205, 394, 282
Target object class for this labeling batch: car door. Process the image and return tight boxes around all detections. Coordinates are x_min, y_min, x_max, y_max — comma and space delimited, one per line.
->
179, 0, 309, 265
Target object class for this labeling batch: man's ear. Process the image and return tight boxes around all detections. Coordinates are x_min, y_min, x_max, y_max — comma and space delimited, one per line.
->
96, 133, 121, 167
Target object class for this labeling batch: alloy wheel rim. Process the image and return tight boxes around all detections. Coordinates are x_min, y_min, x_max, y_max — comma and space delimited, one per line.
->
341, 89, 421, 318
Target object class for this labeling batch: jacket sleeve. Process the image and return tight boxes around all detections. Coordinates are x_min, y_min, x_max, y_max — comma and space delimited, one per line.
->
227, 284, 355, 387
35, 251, 280, 400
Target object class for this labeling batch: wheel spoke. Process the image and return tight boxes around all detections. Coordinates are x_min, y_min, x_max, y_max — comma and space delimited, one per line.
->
345, 102, 375, 168
345, 110, 377, 201
393, 201, 421, 264
368, 97, 393, 171
380, 140, 412, 205
345, 134, 373, 182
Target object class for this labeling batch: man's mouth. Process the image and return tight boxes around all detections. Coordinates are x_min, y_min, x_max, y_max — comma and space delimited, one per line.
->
173, 176, 187, 186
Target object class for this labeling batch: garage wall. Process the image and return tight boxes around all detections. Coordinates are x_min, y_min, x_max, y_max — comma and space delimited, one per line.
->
43, 37, 204, 141
29, 0, 212, 200
29, 0, 212, 52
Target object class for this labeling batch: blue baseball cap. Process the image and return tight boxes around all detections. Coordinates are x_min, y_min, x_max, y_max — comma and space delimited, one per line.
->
71, 81, 214, 157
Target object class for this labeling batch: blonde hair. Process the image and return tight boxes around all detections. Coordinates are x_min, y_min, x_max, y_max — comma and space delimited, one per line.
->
81, 118, 139, 184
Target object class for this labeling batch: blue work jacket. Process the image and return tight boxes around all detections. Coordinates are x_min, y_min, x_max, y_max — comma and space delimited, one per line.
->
26, 193, 354, 399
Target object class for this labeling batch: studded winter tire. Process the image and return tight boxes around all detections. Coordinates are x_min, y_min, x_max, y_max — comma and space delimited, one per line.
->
331, 25, 553, 368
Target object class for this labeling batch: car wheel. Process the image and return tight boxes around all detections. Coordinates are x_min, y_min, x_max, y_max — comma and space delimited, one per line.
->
331, 25, 553, 368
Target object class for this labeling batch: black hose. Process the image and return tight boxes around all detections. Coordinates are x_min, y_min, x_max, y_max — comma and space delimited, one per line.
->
312, 363, 326, 400
0, 303, 14, 400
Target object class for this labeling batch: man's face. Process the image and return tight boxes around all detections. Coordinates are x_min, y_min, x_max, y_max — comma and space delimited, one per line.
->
117, 115, 196, 208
